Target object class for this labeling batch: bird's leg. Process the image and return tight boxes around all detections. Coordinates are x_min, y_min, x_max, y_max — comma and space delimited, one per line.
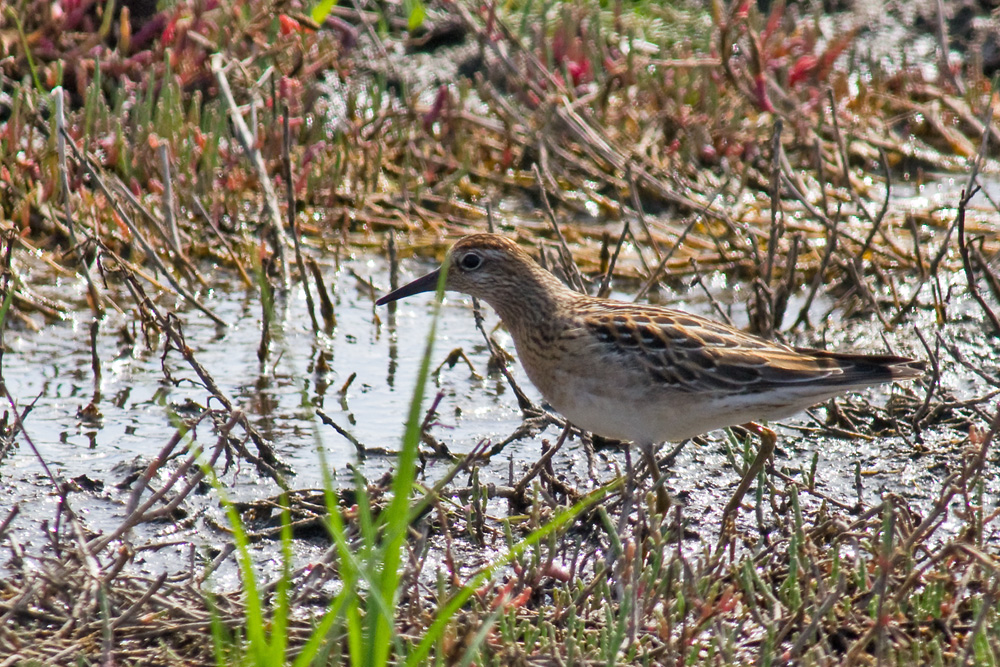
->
638, 441, 671, 515
720, 423, 777, 534
617, 446, 636, 534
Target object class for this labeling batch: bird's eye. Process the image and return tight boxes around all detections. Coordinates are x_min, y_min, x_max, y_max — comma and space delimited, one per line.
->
459, 252, 483, 271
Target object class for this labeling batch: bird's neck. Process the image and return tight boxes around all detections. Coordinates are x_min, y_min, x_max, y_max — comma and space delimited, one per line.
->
481, 266, 577, 331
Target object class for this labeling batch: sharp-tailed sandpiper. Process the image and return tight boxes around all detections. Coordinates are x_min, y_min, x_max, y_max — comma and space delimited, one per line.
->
377, 234, 923, 525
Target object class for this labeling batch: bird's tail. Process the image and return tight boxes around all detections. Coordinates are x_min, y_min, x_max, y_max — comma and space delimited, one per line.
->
794, 350, 926, 385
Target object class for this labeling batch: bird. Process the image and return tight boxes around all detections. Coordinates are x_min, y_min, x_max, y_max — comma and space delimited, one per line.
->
376, 233, 924, 527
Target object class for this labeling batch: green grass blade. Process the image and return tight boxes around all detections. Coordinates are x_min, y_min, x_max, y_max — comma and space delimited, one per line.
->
221, 499, 266, 661
405, 481, 615, 667
370, 264, 448, 666
311, 0, 337, 23
0, 282, 14, 331
292, 591, 348, 667
318, 456, 365, 666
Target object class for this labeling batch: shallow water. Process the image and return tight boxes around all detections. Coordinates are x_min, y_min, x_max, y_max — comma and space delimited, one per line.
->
2, 216, 998, 585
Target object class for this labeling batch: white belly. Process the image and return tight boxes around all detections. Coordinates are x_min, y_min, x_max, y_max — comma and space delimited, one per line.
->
507, 322, 843, 444
525, 364, 833, 444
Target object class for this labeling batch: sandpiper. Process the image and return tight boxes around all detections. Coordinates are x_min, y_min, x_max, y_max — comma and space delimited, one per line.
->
377, 233, 923, 524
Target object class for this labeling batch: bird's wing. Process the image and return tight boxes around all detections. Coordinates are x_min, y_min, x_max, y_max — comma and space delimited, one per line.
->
575, 302, 913, 395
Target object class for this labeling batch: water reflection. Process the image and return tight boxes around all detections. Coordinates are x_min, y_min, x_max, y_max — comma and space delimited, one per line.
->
0, 242, 996, 578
